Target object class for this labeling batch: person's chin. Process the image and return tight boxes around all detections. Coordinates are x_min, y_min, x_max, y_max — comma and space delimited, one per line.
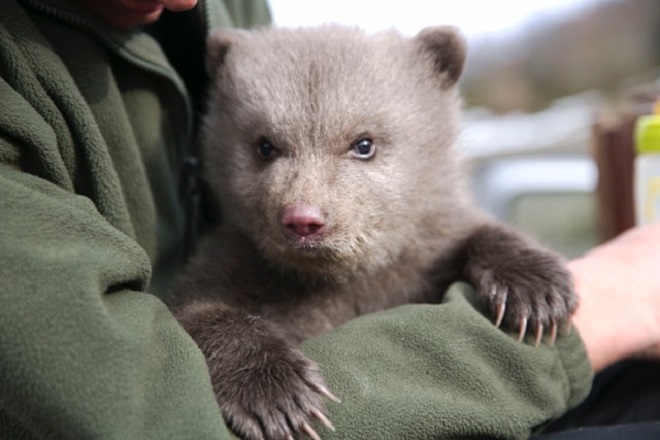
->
110, 3, 165, 29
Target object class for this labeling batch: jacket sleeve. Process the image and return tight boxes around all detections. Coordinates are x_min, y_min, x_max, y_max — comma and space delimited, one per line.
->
0, 86, 231, 440
0, 1, 261, 438
302, 282, 593, 440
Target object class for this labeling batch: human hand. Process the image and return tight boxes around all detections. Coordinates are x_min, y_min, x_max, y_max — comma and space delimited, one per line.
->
569, 224, 660, 372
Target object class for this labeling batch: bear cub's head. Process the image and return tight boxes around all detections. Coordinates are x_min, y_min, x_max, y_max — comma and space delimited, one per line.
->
202, 25, 469, 278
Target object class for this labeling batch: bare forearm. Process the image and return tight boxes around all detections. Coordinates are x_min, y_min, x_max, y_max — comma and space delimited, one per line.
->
569, 225, 660, 372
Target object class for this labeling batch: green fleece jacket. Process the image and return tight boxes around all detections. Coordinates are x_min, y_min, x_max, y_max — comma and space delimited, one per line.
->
0, 1, 592, 439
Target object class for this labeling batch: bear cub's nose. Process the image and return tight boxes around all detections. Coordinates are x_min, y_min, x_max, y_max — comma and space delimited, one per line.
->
280, 205, 326, 240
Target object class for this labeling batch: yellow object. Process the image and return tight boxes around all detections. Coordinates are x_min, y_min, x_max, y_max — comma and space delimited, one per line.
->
635, 100, 660, 224
635, 103, 660, 154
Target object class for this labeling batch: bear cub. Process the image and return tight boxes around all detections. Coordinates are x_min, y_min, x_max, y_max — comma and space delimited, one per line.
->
168, 25, 577, 440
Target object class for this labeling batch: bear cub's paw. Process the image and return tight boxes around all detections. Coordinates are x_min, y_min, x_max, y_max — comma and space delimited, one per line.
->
217, 339, 338, 440
172, 304, 339, 440
464, 224, 578, 345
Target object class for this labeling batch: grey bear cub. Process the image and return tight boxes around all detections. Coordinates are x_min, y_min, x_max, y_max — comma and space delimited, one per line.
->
168, 25, 577, 440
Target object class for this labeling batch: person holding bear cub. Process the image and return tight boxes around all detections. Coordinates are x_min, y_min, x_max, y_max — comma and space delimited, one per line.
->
0, 0, 658, 438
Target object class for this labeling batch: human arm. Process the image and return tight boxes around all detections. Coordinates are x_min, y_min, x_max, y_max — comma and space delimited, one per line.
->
569, 224, 660, 372
0, 6, 233, 436
0, 113, 233, 439
0, 162, 233, 439
302, 282, 592, 440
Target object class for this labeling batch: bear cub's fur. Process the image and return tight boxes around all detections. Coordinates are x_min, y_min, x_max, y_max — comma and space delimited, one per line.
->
168, 25, 576, 440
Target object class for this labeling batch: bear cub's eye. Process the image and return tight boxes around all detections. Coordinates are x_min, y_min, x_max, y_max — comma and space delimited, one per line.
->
350, 138, 376, 160
256, 137, 279, 161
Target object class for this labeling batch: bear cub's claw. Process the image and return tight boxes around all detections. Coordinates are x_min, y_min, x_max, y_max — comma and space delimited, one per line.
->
464, 224, 577, 345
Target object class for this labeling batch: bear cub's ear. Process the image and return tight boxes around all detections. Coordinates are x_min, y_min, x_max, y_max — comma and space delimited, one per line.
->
206, 29, 247, 77
415, 26, 467, 89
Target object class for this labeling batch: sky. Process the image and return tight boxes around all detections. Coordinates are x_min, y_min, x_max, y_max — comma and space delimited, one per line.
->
267, 0, 611, 40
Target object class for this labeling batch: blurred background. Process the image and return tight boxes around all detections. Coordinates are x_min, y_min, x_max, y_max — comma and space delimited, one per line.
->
267, 0, 660, 258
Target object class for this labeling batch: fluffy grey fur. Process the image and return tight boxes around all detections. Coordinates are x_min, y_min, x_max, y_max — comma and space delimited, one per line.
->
168, 25, 576, 440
